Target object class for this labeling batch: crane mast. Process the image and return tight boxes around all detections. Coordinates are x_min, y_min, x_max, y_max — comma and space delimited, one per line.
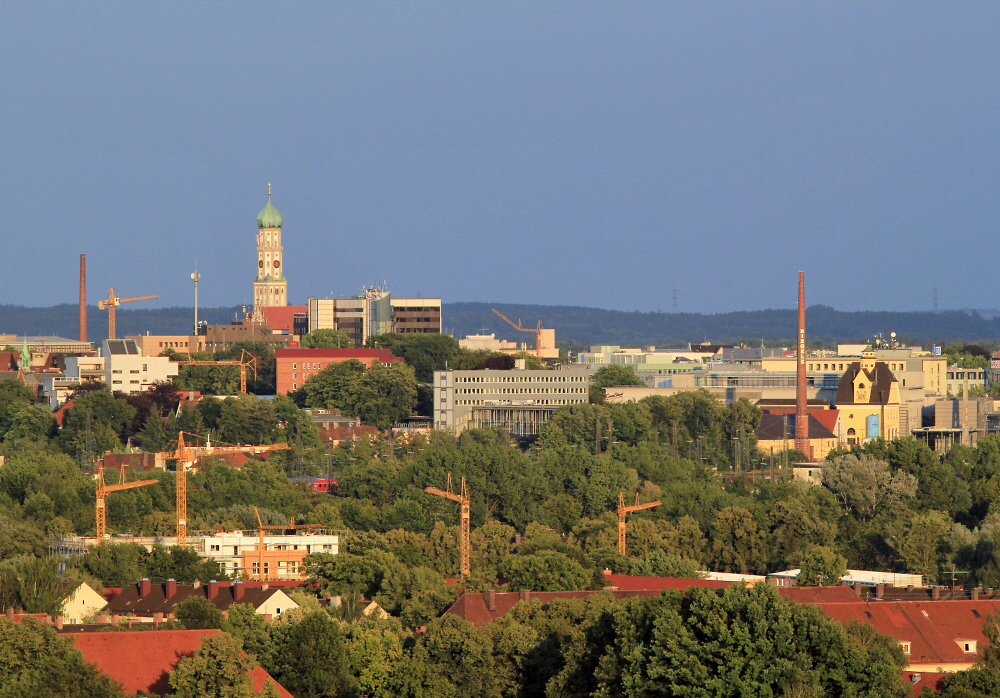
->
97, 286, 159, 340
425, 473, 471, 578
617, 492, 661, 556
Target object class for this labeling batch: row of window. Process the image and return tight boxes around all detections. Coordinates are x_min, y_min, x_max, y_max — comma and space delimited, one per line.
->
457, 387, 584, 395
458, 399, 582, 406
454, 375, 585, 384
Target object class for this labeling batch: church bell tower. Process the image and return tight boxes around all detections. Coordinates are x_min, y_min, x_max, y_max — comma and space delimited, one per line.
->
252, 184, 288, 322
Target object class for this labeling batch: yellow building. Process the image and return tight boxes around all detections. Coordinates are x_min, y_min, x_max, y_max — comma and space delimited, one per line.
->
835, 351, 901, 445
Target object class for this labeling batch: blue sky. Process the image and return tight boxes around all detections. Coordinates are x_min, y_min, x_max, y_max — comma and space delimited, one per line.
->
3, 2, 998, 314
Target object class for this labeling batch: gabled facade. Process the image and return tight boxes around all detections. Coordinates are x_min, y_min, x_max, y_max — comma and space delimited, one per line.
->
103, 579, 299, 621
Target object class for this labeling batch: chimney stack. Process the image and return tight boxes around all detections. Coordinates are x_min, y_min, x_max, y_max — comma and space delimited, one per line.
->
79, 254, 87, 343
233, 580, 244, 602
207, 580, 219, 600
165, 578, 177, 599
795, 271, 811, 458
139, 578, 151, 599
483, 589, 496, 612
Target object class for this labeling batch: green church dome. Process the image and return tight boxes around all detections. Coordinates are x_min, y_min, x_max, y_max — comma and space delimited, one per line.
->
256, 195, 283, 229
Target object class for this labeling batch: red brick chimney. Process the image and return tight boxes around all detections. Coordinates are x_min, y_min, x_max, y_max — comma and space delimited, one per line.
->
483, 589, 496, 612
165, 579, 177, 599
519, 589, 530, 601
139, 578, 151, 599
932, 586, 941, 600
207, 580, 219, 600
233, 580, 244, 602
795, 271, 811, 458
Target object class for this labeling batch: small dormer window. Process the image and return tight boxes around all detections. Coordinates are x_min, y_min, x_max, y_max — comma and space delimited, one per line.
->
900, 642, 911, 654
957, 640, 977, 654
857, 383, 865, 389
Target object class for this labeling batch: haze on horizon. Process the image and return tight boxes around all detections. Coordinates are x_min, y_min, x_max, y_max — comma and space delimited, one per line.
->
3, 3, 997, 316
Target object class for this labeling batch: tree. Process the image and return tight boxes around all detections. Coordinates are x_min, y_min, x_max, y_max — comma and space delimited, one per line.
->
0, 617, 125, 698
709, 506, 767, 574
272, 612, 351, 698
4, 404, 56, 441
302, 359, 367, 410
300, 328, 354, 348
348, 361, 418, 429
498, 549, 591, 591
594, 584, 908, 698
797, 545, 848, 586
822, 454, 917, 520
169, 632, 255, 698
0, 379, 36, 437
173, 595, 225, 630
590, 365, 644, 404
0, 555, 76, 614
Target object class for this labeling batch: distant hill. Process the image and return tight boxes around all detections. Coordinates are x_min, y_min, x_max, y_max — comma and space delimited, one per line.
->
3, 302, 1000, 348
444, 302, 1000, 348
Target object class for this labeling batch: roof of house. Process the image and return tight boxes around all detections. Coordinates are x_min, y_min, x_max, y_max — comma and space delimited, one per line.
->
317, 424, 380, 443
446, 589, 666, 627
105, 580, 295, 617
67, 629, 293, 697
756, 413, 837, 441
760, 408, 840, 434
835, 361, 898, 405
816, 599, 1000, 667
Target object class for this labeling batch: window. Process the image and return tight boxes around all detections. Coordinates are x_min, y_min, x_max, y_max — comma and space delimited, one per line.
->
900, 642, 911, 654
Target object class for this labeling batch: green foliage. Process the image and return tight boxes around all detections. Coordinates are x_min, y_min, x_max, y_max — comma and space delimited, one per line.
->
498, 549, 591, 591
589, 364, 644, 403
300, 328, 354, 348
822, 453, 918, 520
594, 584, 908, 698
173, 596, 225, 630
367, 333, 460, 383
796, 544, 848, 586
0, 618, 125, 698
169, 632, 254, 698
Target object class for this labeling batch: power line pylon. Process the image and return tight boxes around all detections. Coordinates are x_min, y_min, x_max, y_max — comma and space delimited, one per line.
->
425, 473, 470, 578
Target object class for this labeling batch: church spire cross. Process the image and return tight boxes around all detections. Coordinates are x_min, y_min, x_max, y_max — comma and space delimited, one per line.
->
267, 182, 272, 197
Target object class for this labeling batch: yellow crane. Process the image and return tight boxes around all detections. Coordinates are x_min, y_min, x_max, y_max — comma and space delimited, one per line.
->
618, 492, 661, 557
95, 460, 158, 540
491, 309, 545, 358
166, 431, 290, 546
97, 287, 159, 340
425, 473, 471, 578
178, 349, 258, 394
252, 507, 320, 581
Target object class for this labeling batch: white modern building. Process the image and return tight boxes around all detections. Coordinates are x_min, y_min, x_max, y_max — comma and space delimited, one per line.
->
101, 339, 178, 394
434, 365, 590, 435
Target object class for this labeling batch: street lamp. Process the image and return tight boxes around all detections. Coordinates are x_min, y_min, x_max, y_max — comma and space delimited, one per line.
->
191, 271, 201, 335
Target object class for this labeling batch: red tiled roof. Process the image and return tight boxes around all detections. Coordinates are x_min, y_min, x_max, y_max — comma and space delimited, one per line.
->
815, 600, 1000, 668
905, 671, 946, 697
761, 408, 840, 434
68, 629, 293, 697
447, 589, 666, 627
54, 399, 73, 427
317, 424, 380, 443
603, 575, 731, 591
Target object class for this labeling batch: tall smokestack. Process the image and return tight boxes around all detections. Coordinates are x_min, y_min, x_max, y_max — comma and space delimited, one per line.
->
795, 271, 810, 458
79, 254, 87, 343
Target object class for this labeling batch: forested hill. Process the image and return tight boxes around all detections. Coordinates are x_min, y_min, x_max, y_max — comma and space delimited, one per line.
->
3, 302, 1000, 347
446, 302, 1000, 347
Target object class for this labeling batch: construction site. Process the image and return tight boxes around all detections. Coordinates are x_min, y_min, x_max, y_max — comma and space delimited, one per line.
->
53, 430, 341, 581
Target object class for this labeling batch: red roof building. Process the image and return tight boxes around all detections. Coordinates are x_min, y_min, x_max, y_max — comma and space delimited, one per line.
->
275, 347, 403, 396
68, 629, 293, 696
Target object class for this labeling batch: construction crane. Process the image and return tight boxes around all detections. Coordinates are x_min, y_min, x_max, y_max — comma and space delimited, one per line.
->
98, 287, 159, 341
168, 431, 291, 547
252, 507, 320, 581
425, 473, 471, 578
95, 460, 158, 540
492, 309, 545, 358
617, 492, 661, 557
178, 349, 258, 394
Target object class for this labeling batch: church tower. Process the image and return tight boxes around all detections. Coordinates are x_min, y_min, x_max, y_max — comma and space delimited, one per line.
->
252, 184, 288, 322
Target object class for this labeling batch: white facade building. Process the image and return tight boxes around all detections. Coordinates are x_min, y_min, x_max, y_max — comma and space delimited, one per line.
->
434, 366, 590, 435
101, 339, 178, 394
